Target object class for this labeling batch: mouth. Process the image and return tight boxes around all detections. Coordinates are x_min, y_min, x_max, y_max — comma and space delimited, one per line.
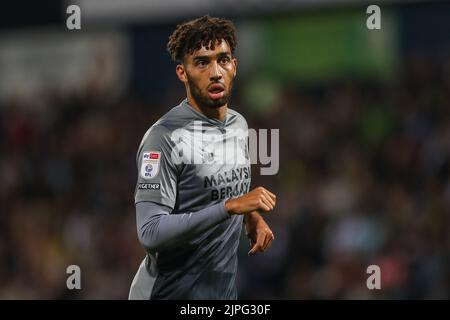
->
207, 83, 225, 100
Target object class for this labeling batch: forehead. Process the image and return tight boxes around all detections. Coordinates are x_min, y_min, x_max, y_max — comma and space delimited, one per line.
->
190, 40, 231, 58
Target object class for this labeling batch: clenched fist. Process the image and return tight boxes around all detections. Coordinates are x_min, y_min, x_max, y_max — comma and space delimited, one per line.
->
225, 187, 276, 215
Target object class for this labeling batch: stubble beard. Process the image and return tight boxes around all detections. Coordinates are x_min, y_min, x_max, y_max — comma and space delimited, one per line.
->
186, 73, 233, 109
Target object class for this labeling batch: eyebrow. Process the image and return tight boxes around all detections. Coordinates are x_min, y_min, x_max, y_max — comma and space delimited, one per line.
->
193, 52, 231, 61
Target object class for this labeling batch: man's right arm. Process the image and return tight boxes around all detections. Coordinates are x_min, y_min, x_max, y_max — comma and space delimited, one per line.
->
136, 200, 229, 252
136, 186, 276, 252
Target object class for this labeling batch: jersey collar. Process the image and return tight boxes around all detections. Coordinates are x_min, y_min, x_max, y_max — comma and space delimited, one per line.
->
182, 99, 229, 129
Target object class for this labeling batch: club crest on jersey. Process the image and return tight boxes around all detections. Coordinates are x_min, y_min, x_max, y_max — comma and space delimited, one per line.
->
141, 151, 161, 179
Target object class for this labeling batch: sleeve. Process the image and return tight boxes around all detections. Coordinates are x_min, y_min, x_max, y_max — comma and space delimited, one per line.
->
134, 125, 180, 208
136, 200, 230, 252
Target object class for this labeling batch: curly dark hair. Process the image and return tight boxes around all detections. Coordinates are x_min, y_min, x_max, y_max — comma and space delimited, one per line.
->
167, 15, 237, 63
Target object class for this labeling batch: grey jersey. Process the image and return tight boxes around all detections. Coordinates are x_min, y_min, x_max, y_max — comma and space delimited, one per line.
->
130, 99, 251, 300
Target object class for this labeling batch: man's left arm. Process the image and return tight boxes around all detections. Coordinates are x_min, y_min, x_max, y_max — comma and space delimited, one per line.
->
241, 117, 274, 255
243, 211, 275, 256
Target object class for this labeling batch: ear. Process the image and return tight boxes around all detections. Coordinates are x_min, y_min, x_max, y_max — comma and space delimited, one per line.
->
232, 58, 238, 77
176, 64, 187, 83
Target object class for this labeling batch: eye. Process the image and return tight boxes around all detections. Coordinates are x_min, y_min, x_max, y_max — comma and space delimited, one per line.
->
219, 56, 231, 64
196, 59, 208, 67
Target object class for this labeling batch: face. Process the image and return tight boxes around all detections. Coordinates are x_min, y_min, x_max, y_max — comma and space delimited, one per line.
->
176, 40, 237, 109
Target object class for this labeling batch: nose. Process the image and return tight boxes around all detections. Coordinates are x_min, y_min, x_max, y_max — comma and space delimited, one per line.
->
209, 61, 222, 82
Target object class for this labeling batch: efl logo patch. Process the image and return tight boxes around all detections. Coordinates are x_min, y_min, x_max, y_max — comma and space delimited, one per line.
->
140, 151, 161, 179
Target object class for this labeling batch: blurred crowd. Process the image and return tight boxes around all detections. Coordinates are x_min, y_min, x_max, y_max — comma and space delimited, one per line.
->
238, 51, 450, 299
0, 51, 449, 299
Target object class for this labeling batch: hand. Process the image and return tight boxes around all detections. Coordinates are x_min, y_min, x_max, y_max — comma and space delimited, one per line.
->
244, 211, 275, 256
225, 187, 276, 215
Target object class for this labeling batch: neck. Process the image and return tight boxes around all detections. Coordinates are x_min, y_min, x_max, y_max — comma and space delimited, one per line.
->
187, 95, 227, 122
